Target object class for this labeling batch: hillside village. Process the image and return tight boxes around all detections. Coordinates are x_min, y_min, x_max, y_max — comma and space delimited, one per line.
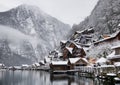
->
44, 28, 120, 69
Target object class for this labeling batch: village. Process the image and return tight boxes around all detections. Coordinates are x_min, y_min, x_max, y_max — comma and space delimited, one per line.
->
0, 28, 120, 84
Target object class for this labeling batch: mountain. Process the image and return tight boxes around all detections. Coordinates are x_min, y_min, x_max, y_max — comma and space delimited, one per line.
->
0, 4, 71, 66
72, 0, 120, 39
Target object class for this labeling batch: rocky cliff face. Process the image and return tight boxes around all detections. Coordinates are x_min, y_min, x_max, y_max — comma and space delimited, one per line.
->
0, 4, 71, 66
72, 0, 120, 38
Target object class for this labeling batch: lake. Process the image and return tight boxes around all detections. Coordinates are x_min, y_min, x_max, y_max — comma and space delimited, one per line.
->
0, 70, 117, 85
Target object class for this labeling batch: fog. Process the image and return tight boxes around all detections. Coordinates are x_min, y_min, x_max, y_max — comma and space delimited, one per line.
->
0, 25, 38, 48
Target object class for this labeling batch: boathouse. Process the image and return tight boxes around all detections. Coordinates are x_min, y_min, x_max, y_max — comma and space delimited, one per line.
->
50, 61, 68, 71
68, 58, 89, 70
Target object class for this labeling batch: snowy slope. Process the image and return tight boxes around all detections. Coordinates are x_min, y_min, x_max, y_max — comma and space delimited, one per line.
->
0, 4, 71, 65
72, 0, 120, 38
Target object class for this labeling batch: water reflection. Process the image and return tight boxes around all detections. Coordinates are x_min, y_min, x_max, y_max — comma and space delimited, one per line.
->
0, 70, 117, 85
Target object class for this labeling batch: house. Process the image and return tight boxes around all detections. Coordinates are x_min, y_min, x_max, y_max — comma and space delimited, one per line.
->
68, 58, 89, 70
0, 63, 5, 69
94, 31, 120, 47
62, 41, 86, 60
70, 28, 94, 41
63, 47, 73, 60
50, 61, 68, 71
107, 45, 120, 64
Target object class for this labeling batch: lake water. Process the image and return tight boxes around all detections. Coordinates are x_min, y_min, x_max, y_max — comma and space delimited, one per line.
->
0, 70, 117, 85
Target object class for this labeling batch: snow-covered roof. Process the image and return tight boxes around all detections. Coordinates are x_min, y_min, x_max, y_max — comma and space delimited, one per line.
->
107, 51, 115, 59
0, 63, 4, 66
108, 55, 120, 59
83, 47, 89, 52
39, 60, 45, 64
69, 58, 80, 64
76, 31, 83, 34
96, 57, 107, 63
66, 47, 73, 54
107, 51, 120, 59
60, 40, 67, 44
114, 62, 120, 66
112, 45, 120, 49
45, 57, 51, 63
22, 64, 29, 67
34, 63, 40, 66
100, 65, 115, 68
75, 44, 82, 49
81, 58, 89, 63
58, 53, 63, 56
51, 60, 68, 65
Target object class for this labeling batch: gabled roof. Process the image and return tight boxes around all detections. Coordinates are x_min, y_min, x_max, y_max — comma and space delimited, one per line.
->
69, 58, 89, 64
66, 47, 73, 54
69, 58, 80, 64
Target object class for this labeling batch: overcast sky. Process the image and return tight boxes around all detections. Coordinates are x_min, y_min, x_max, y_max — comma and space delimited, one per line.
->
0, 0, 98, 26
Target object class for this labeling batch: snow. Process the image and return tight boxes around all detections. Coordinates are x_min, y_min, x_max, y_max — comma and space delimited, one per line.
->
51, 61, 68, 65
39, 60, 45, 64
60, 40, 67, 44
82, 58, 89, 63
58, 53, 63, 56
107, 51, 120, 59
75, 44, 82, 49
66, 47, 73, 54
34, 63, 40, 66
96, 57, 107, 63
107, 73, 116, 76
30, 28, 36, 34
45, 57, 51, 63
100, 65, 115, 68
69, 58, 80, 64
114, 62, 120, 66
112, 44, 120, 49
94, 30, 120, 44
22, 64, 29, 67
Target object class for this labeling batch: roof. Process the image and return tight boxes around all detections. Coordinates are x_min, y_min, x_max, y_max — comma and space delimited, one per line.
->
96, 57, 107, 63
94, 30, 120, 44
112, 44, 120, 49
107, 51, 115, 59
66, 47, 73, 54
58, 52, 63, 56
60, 40, 67, 44
69, 58, 80, 64
34, 63, 40, 66
69, 41, 82, 48
81, 58, 89, 63
114, 62, 120, 66
51, 60, 68, 65
45, 57, 51, 63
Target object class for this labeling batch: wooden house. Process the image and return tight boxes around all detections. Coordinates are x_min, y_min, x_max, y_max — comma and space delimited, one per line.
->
107, 45, 120, 64
63, 41, 86, 60
94, 31, 120, 47
63, 47, 73, 60
50, 61, 68, 71
68, 58, 89, 70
